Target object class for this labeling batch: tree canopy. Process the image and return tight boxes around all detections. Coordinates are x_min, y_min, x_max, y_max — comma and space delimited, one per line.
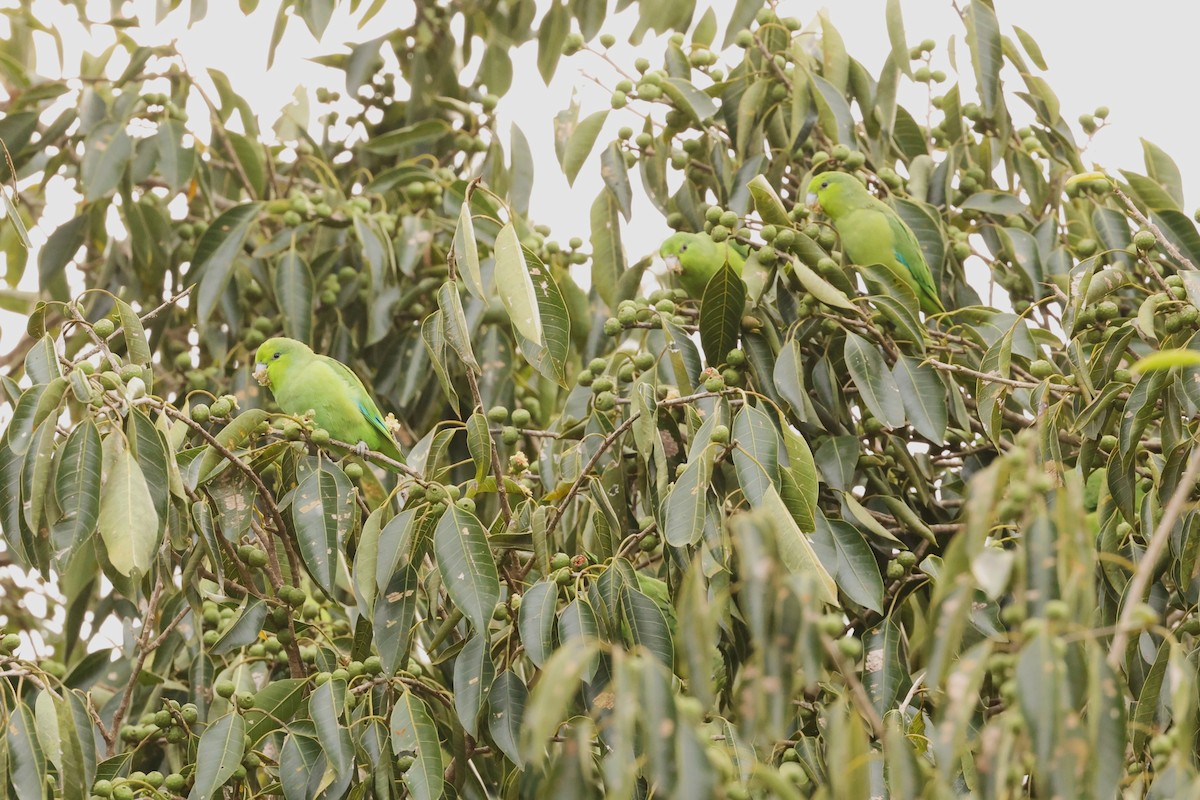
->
2, 0, 1200, 797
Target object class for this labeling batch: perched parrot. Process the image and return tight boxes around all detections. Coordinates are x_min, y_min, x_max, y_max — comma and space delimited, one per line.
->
253, 337, 404, 463
806, 172, 945, 315
659, 232, 746, 300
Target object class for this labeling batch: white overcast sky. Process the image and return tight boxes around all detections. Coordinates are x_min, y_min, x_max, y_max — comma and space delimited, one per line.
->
2, 0, 1199, 347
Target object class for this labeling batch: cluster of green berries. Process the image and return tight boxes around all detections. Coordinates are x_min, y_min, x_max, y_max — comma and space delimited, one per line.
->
190, 393, 238, 423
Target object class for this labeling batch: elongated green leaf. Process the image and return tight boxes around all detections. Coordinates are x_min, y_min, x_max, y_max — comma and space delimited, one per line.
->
437, 281, 480, 372
311, 678, 352, 779
732, 403, 781, 507
494, 222, 542, 344
374, 563, 419, 676
488, 670, 527, 766
245, 679, 307, 743
664, 448, 712, 546
562, 109, 608, 186
193, 203, 261, 324
292, 464, 354, 596
433, 503, 500, 632
885, 0, 912, 77
7, 701, 44, 800
274, 251, 313, 344
966, 0, 1003, 119
760, 486, 837, 605
98, 436, 159, 577
278, 734, 323, 800
662, 77, 717, 124
390, 690, 444, 800
590, 189, 626, 311
892, 356, 947, 442
844, 332, 905, 429
516, 247, 571, 384
812, 510, 884, 613
453, 632, 495, 737
621, 586, 674, 668
211, 597, 267, 655
454, 201, 485, 299
699, 263, 745, 366
600, 141, 632, 221
518, 580, 558, 669
519, 639, 598, 767
156, 119, 195, 193
187, 713, 244, 800
81, 124, 132, 201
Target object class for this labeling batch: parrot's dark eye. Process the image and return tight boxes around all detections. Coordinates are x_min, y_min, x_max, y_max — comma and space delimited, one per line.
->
820, 180, 829, 189
272, 352, 280, 360
680, 244, 688, 252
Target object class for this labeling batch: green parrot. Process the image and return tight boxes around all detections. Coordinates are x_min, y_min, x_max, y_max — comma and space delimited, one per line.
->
806, 172, 945, 314
253, 337, 404, 463
659, 232, 746, 299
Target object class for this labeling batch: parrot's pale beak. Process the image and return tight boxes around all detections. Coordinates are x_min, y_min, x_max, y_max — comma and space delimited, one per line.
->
663, 254, 681, 274
806, 192, 820, 211
253, 362, 269, 386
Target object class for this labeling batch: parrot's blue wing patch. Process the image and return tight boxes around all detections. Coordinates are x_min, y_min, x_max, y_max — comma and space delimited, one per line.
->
358, 400, 391, 440
893, 247, 910, 268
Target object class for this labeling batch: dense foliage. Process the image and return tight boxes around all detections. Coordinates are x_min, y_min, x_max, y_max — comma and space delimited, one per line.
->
2, 0, 1200, 797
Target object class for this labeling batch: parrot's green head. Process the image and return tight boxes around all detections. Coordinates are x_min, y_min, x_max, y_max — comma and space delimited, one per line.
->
806, 172, 869, 219
254, 337, 312, 390
660, 232, 719, 278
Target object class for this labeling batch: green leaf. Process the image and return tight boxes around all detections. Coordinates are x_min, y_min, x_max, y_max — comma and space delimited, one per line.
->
698, 263, 745, 366
589, 189, 626, 311
960, 191, 1026, 214
196, 409, 269, 484
732, 403, 781, 507
515, 246, 571, 384
211, 597, 267, 655
621, 586, 674, 668
7, 701, 44, 800
245, 679, 307, 743
966, 0, 1004, 119
892, 356, 947, 442
664, 446, 712, 546
1132, 349, 1200, 372
278, 734, 323, 800
38, 214, 87, 287
466, 412, 491, 484
1, 187, 31, 251
292, 464, 354, 596
536, 0, 569, 84
561, 109, 608, 186
274, 251, 313, 344
747, 175, 791, 227
600, 140, 632, 221
437, 281, 480, 372
310, 678, 352, 780
187, 713, 244, 800
494, 222, 542, 345
844, 332, 905, 428
1142, 138, 1184, 208
80, 124, 132, 201
453, 632, 495, 737
373, 563, 419, 676
662, 77, 717, 124
193, 202, 261, 324
98, 435, 159, 578
51, 420, 102, 558
453, 201, 485, 300
790, 255, 856, 310
433, 503, 500, 632
518, 580, 558, 669
781, 426, 819, 532
519, 639, 598, 767
811, 510, 884, 613
487, 671, 527, 766
885, 0, 912, 78
224, 130, 266, 197
760, 486, 837, 605
156, 118, 195, 193
362, 119, 448, 155
390, 690, 445, 800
